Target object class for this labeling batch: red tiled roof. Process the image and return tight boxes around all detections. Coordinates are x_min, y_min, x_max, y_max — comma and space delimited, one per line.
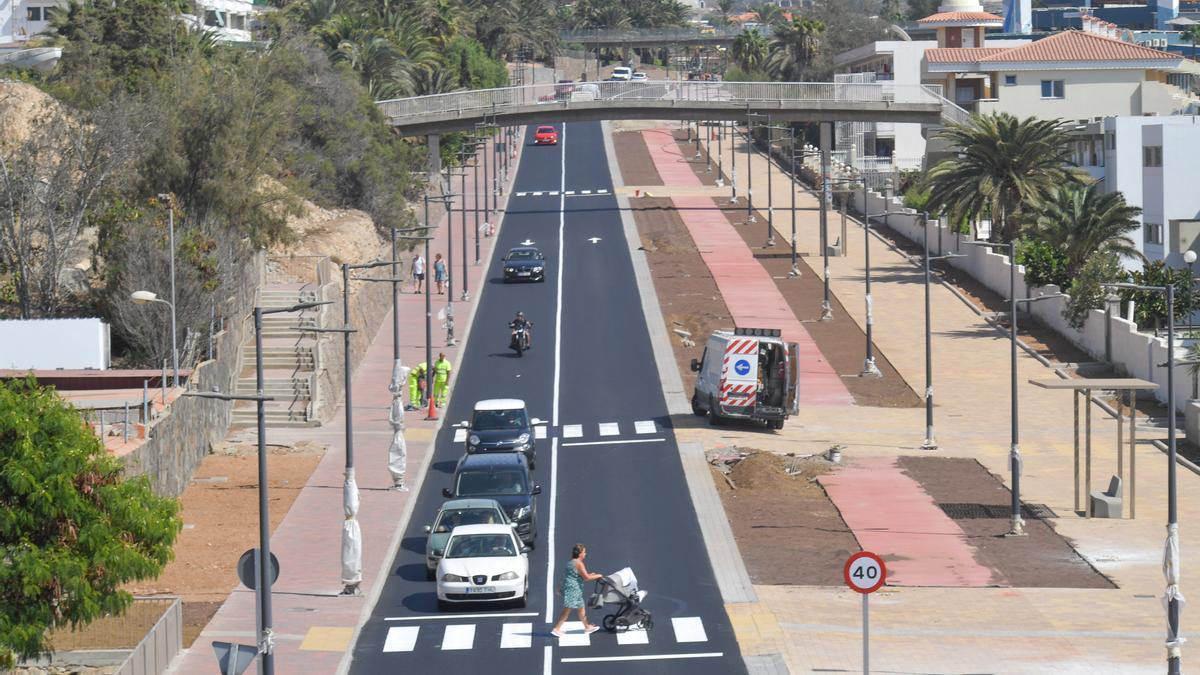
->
926, 47, 1010, 63
977, 30, 1180, 63
917, 11, 1004, 24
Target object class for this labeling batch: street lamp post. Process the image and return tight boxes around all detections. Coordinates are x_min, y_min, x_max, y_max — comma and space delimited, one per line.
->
920, 212, 965, 450
1104, 280, 1182, 674
859, 179, 890, 378
424, 193, 455, 415
186, 299, 326, 675
729, 119, 737, 203
745, 118, 756, 224
130, 290, 178, 386
157, 193, 179, 386
716, 121, 725, 188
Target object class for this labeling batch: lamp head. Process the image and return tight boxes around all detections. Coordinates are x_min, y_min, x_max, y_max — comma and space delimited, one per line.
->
1185, 250, 1197, 264
130, 290, 158, 304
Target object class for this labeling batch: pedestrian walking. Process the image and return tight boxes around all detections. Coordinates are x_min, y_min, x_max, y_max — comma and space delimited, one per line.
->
433, 352, 452, 408
434, 253, 447, 295
407, 362, 427, 410
412, 253, 425, 294
551, 543, 603, 638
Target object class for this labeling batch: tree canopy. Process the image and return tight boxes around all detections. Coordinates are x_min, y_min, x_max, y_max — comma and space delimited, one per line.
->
0, 378, 181, 667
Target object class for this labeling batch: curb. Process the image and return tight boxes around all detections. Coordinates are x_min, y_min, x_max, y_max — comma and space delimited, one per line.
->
333, 127, 525, 675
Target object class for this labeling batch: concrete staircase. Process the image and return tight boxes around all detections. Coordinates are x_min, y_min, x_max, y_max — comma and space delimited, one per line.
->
230, 286, 323, 429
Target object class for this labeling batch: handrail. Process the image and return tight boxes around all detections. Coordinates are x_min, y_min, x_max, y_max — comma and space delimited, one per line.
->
559, 26, 771, 42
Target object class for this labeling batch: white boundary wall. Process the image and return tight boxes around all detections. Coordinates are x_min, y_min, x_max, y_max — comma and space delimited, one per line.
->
853, 188, 1189, 411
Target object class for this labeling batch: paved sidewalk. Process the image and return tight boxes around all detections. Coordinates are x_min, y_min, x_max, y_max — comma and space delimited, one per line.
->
641, 128, 851, 406
653, 124, 1200, 672
169, 129, 522, 674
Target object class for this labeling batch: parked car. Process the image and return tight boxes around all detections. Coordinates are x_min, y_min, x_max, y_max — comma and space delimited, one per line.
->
610, 66, 632, 81
534, 125, 558, 145
502, 246, 546, 282
423, 498, 512, 580
435, 523, 529, 610
458, 398, 544, 468
554, 79, 576, 100
443, 453, 540, 545
630, 72, 648, 82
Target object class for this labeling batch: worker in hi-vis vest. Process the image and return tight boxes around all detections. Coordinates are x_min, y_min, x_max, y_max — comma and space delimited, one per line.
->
433, 353, 453, 408
407, 362, 427, 410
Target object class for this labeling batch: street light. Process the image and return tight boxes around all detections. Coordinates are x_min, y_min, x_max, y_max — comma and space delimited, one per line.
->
156, 193, 179, 386
859, 177, 899, 378
130, 290, 178, 386
964, 240, 1064, 535
424, 192, 456, 415
1104, 280, 1182, 674
187, 298, 326, 675
919, 212, 965, 450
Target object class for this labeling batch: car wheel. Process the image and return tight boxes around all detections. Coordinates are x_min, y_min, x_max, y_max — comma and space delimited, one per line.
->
437, 599, 450, 612
426, 567, 436, 581
516, 582, 528, 608
691, 391, 705, 416
706, 396, 723, 426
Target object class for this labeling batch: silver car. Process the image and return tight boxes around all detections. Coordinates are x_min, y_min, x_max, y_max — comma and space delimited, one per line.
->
423, 498, 512, 580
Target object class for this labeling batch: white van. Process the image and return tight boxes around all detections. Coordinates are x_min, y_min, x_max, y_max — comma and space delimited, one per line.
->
610, 66, 632, 81
690, 328, 800, 429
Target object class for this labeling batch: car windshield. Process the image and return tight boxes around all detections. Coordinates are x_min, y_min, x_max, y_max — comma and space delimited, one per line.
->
472, 409, 528, 430
445, 533, 517, 558
456, 470, 528, 496
537, 127, 555, 133
507, 250, 540, 261
434, 508, 503, 533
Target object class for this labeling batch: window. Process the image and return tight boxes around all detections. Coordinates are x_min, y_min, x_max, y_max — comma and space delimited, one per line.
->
1145, 222, 1163, 245
1004, 75, 1017, 86
1040, 80, 1065, 99
1144, 145, 1163, 167
25, 6, 45, 21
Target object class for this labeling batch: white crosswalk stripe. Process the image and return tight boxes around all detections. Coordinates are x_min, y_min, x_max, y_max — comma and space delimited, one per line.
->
531, 191, 543, 196
598, 422, 620, 436
563, 424, 583, 438
581, 190, 592, 194
565, 190, 576, 195
453, 428, 466, 443
535, 426, 547, 439
598, 188, 609, 194
634, 420, 656, 434
383, 626, 419, 652
671, 617, 708, 643
379, 617, 711, 653
500, 623, 533, 649
442, 624, 475, 650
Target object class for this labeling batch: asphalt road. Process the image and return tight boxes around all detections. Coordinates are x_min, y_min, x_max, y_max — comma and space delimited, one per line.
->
349, 121, 746, 674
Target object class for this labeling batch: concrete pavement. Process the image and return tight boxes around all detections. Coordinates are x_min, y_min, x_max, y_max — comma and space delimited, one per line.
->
662, 123, 1200, 673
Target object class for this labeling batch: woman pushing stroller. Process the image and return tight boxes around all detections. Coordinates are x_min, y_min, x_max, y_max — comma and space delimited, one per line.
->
551, 543, 603, 638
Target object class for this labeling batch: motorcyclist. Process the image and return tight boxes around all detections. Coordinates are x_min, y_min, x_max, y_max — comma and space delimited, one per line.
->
509, 311, 533, 349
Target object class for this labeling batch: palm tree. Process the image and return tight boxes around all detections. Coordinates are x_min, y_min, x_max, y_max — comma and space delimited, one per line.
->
1184, 24, 1200, 62
711, 0, 736, 27
1026, 182, 1143, 278
926, 113, 1078, 242
766, 17, 824, 81
732, 28, 769, 72
749, 2, 785, 27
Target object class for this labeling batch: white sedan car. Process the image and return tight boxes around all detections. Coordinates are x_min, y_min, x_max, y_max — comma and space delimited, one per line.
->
436, 524, 530, 610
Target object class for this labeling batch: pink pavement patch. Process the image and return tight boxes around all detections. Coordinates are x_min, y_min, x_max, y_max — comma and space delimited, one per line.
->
641, 129, 851, 405
820, 456, 997, 587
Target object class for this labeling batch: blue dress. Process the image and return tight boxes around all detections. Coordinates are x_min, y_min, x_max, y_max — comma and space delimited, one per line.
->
562, 561, 585, 609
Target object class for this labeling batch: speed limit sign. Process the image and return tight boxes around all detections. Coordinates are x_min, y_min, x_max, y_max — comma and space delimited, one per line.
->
844, 551, 886, 594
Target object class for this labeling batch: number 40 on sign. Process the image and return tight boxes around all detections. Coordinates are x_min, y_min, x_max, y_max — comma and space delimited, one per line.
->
844, 551, 886, 675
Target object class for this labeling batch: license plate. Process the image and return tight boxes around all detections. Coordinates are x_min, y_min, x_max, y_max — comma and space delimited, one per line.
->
465, 586, 496, 594
518, 271, 531, 276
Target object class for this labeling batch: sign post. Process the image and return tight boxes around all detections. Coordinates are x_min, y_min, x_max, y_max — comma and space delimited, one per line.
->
844, 551, 887, 675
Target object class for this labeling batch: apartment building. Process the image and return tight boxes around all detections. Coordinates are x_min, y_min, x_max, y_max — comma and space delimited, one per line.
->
1, 0, 262, 48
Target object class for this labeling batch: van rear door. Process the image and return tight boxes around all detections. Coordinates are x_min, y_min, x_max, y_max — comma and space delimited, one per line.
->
721, 336, 759, 411
786, 342, 800, 414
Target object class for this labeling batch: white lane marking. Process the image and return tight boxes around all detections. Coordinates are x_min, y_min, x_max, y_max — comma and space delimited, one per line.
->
521, 239, 536, 246
501, 623, 533, 649
382, 626, 419, 652
562, 424, 583, 438
672, 617, 708, 643
546, 121, 567, 631
587, 237, 602, 244
634, 420, 656, 434
581, 190, 592, 194
616, 627, 650, 645
598, 422, 620, 437
562, 438, 667, 448
556, 621, 591, 647
598, 189, 609, 194
565, 190, 576, 195
544, 645, 552, 672
532, 191, 544, 196
453, 428, 466, 443
385, 612, 538, 621
441, 624, 475, 650
561, 653, 725, 663
516, 192, 527, 197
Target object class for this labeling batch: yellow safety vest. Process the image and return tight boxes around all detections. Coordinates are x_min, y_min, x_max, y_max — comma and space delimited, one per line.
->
434, 359, 452, 379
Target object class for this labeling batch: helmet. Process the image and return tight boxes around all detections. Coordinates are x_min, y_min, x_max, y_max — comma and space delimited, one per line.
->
516, 311, 525, 319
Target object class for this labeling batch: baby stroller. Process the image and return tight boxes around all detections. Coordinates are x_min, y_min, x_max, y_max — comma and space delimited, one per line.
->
588, 567, 653, 632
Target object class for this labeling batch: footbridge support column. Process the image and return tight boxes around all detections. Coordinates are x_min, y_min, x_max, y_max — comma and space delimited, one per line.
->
427, 133, 442, 185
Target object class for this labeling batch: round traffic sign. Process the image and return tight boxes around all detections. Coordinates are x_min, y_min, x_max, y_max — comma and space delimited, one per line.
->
237, 548, 280, 591
734, 359, 751, 376
843, 551, 886, 594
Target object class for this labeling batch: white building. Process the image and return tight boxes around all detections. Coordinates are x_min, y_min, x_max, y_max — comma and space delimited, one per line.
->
2, 0, 260, 48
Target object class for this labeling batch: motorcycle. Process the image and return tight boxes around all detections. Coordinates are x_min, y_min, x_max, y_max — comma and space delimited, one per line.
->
510, 324, 530, 357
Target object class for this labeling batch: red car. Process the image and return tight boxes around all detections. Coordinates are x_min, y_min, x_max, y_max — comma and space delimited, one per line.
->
534, 125, 558, 145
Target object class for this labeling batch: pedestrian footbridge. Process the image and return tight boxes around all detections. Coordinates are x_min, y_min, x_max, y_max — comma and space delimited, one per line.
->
376, 81, 966, 136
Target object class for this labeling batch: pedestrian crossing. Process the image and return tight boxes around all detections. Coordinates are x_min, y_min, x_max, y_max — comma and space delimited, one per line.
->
451, 421, 662, 443
380, 616, 709, 653
513, 189, 610, 197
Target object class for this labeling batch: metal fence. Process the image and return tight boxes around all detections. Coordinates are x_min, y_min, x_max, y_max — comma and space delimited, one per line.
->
377, 80, 947, 125
559, 26, 771, 43
116, 597, 182, 675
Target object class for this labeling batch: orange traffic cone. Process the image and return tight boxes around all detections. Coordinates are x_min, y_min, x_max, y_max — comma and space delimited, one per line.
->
426, 393, 438, 420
